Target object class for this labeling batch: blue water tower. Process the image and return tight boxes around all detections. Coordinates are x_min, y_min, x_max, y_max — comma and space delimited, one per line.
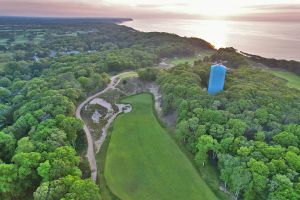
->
208, 65, 227, 94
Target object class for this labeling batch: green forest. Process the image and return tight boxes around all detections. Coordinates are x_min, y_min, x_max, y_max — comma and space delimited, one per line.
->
0, 18, 212, 199
1, 17, 300, 200
155, 59, 300, 199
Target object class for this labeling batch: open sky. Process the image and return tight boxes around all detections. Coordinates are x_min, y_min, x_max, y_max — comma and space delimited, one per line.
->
1, 0, 300, 21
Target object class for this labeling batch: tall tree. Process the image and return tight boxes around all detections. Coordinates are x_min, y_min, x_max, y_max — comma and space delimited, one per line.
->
195, 135, 219, 166
0, 132, 16, 162
34, 175, 101, 200
0, 164, 18, 200
47, 146, 81, 180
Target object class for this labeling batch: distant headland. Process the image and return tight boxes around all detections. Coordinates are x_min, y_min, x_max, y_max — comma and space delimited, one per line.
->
0, 16, 133, 25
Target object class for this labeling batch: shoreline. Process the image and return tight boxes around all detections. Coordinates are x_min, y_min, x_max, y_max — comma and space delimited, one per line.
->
121, 18, 300, 62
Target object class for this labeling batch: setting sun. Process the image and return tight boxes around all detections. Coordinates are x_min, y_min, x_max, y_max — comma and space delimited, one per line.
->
2, 0, 300, 20
99, 0, 300, 18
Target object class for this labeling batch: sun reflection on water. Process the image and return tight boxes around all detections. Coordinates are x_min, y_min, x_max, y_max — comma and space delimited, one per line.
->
123, 19, 229, 49
122, 19, 300, 60
182, 20, 228, 48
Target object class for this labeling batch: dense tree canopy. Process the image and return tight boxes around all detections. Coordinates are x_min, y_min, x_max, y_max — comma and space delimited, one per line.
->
0, 18, 213, 199
157, 61, 300, 199
1, 17, 300, 200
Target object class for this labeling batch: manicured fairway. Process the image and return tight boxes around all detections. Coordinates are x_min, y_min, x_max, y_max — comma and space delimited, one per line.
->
105, 93, 217, 200
170, 50, 215, 65
271, 70, 300, 90
170, 56, 200, 65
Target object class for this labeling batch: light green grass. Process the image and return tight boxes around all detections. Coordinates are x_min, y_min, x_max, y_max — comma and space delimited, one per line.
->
96, 129, 120, 200
0, 63, 4, 73
105, 93, 217, 200
170, 50, 216, 65
34, 34, 44, 44
170, 56, 199, 65
271, 70, 300, 90
118, 71, 138, 79
0, 52, 13, 63
198, 159, 231, 200
53, 32, 78, 37
14, 34, 27, 44
0, 38, 8, 45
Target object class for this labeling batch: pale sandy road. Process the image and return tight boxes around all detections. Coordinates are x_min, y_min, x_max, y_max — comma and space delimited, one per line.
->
76, 62, 174, 182
75, 73, 126, 182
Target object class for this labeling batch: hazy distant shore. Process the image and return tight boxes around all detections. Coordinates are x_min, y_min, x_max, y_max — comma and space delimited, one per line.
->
0, 16, 133, 25
122, 19, 300, 61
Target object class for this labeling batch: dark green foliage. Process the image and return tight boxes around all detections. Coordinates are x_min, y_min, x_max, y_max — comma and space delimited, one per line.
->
137, 67, 159, 81
0, 132, 16, 162
0, 164, 18, 200
34, 175, 101, 200
211, 48, 300, 75
0, 19, 214, 199
273, 131, 298, 147
12, 152, 42, 191
243, 51, 300, 75
47, 146, 81, 180
158, 63, 300, 199
210, 47, 248, 68
0, 20, 213, 63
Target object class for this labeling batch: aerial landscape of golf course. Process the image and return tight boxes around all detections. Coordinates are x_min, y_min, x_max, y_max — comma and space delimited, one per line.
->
104, 93, 217, 200
1, 13, 300, 200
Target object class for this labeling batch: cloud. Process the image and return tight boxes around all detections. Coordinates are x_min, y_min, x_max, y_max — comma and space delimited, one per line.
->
134, 3, 188, 8
0, 0, 199, 19
246, 4, 300, 12
231, 12, 300, 22
230, 4, 300, 21
1, 1, 299, 21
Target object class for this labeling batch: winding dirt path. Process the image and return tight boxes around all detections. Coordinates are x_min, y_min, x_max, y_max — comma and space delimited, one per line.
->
76, 63, 172, 182
75, 73, 129, 182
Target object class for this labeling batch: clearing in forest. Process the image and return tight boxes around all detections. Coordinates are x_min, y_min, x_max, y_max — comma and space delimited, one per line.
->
271, 70, 300, 90
104, 93, 217, 200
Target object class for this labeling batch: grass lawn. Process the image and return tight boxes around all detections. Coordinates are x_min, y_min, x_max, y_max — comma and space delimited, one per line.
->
105, 93, 217, 200
14, 34, 28, 44
117, 71, 138, 79
0, 38, 7, 45
271, 70, 300, 90
170, 56, 200, 65
96, 129, 120, 200
34, 34, 45, 44
170, 50, 216, 65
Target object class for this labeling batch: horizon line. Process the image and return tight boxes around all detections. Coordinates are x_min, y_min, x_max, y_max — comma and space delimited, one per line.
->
0, 15, 133, 19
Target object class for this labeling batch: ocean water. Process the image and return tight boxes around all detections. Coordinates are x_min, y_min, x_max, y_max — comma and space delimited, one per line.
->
122, 19, 300, 61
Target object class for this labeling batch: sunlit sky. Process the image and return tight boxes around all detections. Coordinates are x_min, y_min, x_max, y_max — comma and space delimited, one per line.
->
1, 0, 300, 20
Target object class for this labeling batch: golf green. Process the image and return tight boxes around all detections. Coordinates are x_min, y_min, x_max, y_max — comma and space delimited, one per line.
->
105, 93, 217, 200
